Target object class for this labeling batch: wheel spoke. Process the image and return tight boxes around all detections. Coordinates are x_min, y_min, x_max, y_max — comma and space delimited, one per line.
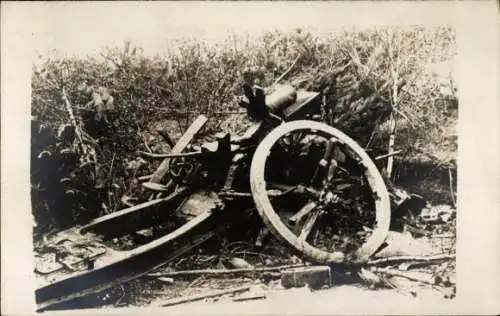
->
325, 159, 338, 184
340, 144, 363, 165
332, 146, 346, 163
310, 138, 337, 186
291, 130, 305, 146
333, 183, 352, 192
289, 201, 316, 224
266, 182, 321, 199
277, 138, 291, 153
298, 209, 321, 242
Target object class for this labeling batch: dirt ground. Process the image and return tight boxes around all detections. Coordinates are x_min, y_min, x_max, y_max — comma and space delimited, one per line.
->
153, 284, 454, 315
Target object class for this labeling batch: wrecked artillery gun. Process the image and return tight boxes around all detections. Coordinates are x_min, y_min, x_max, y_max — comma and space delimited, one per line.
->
34, 83, 392, 311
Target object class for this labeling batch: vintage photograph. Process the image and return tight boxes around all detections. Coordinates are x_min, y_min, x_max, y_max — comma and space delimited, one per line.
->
28, 4, 458, 313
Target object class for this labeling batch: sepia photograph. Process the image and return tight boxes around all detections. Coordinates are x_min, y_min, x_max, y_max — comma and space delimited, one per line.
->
1, 1, 499, 315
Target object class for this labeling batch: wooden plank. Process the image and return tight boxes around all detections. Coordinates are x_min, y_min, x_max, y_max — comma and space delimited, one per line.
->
149, 115, 208, 183
146, 264, 305, 278
36, 208, 220, 311
80, 188, 188, 235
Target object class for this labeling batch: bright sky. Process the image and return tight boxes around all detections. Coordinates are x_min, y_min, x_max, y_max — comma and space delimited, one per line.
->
6, 1, 464, 59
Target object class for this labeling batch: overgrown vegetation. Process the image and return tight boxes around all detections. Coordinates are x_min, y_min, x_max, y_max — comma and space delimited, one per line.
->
31, 26, 457, 235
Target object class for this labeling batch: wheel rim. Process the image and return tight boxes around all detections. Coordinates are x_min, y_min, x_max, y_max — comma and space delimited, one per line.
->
250, 120, 391, 264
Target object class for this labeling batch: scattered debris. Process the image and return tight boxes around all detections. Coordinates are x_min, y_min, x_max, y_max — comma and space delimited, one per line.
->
227, 257, 254, 269
369, 267, 437, 285
232, 292, 267, 302
373, 231, 437, 258
366, 253, 455, 266
420, 204, 455, 223
357, 267, 386, 289
156, 285, 250, 307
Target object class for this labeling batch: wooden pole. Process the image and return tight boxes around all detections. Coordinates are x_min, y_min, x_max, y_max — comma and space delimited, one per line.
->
157, 285, 250, 307
149, 115, 207, 183
146, 264, 306, 278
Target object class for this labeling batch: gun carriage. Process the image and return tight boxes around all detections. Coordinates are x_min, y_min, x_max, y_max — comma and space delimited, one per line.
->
34, 82, 391, 311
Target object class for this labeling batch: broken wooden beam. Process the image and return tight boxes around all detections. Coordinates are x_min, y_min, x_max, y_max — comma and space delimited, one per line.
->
149, 115, 207, 184
80, 187, 188, 235
36, 204, 240, 312
365, 254, 455, 266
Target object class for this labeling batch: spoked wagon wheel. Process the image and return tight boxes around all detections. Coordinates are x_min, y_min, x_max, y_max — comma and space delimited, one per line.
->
250, 120, 390, 264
